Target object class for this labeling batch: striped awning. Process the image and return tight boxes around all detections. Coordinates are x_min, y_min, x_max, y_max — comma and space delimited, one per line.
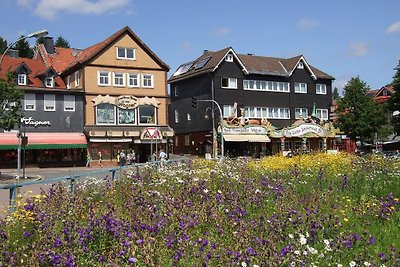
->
0, 132, 87, 150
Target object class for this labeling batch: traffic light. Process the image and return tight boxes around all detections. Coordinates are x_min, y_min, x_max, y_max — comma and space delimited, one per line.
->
191, 97, 198, 109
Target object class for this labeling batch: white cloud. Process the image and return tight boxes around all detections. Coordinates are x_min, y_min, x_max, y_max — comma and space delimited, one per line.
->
24, 0, 131, 19
297, 18, 319, 30
17, 0, 34, 8
348, 42, 368, 57
386, 21, 400, 34
211, 27, 231, 37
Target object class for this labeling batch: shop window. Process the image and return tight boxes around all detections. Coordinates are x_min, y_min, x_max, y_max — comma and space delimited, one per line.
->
139, 105, 156, 124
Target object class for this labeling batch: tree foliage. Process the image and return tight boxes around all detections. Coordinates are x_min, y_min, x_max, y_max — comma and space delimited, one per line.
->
54, 36, 70, 48
0, 74, 24, 131
13, 35, 34, 58
0, 37, 7, 54
388, 60, 400, 135
332, 87, 340, 100
335, 76, 387, 146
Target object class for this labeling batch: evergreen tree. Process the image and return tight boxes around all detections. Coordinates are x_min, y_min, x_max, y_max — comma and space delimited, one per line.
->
54, 36, 70, 48
335, 76, 387, 148
0, 74, 24, 131
0, 37, 7, 54
332, 87, 340, 99
13, 35, 34, 58
388, 60, 400, 135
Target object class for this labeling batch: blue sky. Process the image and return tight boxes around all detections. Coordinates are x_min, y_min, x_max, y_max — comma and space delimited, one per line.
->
1, 0, 400, 93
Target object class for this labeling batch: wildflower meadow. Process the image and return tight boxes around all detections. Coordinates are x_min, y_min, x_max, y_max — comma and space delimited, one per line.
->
0, 153, 399, 266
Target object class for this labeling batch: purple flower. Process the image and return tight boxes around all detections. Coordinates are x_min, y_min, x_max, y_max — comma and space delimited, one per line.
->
246, 246, 256, 256
280, 245, 291, 257
136, 239, 144, 245
128, 257, 137, 264
53, 238, 62, 248
369, 236, 375, 245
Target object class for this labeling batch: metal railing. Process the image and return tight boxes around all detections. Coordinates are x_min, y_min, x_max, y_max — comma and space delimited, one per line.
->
1, 160, 182, 212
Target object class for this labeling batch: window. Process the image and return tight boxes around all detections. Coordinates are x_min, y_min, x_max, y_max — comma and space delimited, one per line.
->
139, 105, 156, 124
18, 74, 27, 85
174, 86, 179, 97
243, 79, 290, 92
297, 62, 304, 69
64, 95, 75, 111
316, 109, 328, 120
98, 71, 111, 86
294, 82, 307, 93
74, 71, 79, 87
118, 109, 136, 125
142, 74, 154, 88
223, 105, 235, 117
128, 73, 140, 87
187, 113, 191, 121
66, 76, 70, 89
96, 103, 116, 125
244, 106, 289, 119
316, 84, 327, 95
116, 47, 136, 60
174, 110, 179, 123
221, 77, 237, 89
44, 94, 55, 111
295, 108, 308, 119
24, 93, 35, 111
113, 72, 125, 87
45, 77, 54, 88
225, 54, 234, 62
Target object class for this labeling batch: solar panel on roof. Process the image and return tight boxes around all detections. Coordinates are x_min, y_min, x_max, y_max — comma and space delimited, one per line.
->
172, 63, 193, 76
194, 57, 211, 70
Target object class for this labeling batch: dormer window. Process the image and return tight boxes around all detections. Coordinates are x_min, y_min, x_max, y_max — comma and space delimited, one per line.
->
45, 77, 54, 88
18, 74, 27, 85
117, 47, 136, 60
297, 62, 304, 69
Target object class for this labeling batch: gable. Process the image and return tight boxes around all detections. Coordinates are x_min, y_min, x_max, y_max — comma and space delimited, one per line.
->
89, 34, 164, 70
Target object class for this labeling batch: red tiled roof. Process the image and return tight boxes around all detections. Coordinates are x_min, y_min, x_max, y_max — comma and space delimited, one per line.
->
0, 55, 65, 89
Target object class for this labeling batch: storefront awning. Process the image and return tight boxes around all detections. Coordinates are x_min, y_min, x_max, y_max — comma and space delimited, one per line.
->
0, 132, 87, 150
224, 135, 270, 142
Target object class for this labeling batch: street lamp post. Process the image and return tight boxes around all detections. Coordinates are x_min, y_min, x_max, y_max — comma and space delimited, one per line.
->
198, 99, 224, 160
0, 29, 48, 174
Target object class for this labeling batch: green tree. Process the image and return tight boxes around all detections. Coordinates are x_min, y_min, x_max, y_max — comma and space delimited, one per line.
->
335, 76, 387, 148
54, 36, 70, 48
13, 35, 34, 58
388, 60, 400, 135
0, 74, 24, 131
0, 37, 7, 54
332, 87, 340, 100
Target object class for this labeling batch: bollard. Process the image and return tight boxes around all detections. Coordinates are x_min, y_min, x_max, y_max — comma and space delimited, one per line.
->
9, 186, 18, 212
69, 176, 76, 193
111, 169, 116, 181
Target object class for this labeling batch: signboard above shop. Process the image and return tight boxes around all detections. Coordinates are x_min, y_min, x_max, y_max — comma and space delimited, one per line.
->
283, 123, 326, 137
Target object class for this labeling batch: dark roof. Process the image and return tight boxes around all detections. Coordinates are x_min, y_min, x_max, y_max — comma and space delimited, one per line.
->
168, 48, 335, 83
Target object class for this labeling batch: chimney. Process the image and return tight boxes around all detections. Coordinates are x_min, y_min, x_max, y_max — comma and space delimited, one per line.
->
203, 49, 209, 54
6, 49, 19, 58
42, 36, 55, 54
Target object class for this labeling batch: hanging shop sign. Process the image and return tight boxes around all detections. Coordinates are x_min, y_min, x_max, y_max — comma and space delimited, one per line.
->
92, 95, 161, 108
21, 117, 51, 127
283, 123, 326, 137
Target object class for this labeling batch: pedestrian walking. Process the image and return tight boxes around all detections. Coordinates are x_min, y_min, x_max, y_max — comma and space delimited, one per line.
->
159, 148, 168, 167
86, 153, 92, 167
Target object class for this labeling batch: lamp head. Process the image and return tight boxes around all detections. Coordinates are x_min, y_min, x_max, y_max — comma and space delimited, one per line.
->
26, 29, 48, 39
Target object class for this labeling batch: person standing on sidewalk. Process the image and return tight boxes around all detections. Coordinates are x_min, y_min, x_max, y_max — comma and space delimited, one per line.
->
86, 153, 92, 167
98, 151, 103, 168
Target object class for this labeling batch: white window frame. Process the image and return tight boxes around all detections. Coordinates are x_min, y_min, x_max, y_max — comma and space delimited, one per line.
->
298, 62, 304, 69
45, 77, 54, 88
295, 108, 308, 119
24, 93, 36, 111
221, 77, 237, 89
294, 82, 307, 94
96, 104, 116, 125
225, 54, 234, 62
113, 72, 125, 87
18, 74, 27, 85
44, 94, 56, 111
243, 79, 290, 93
316, 84, 327, 95
66, 75, 70, 89
74, 71, 79, 87
316, 109, 329, 120
142, 74, 154, 88
223, 105, 235, 118
98, 71, 111, 86
187, 113, 191, 121
174, 86, 179, 97
127, 73, 140, 88
174, 110, 179, 123
64, 95, 75, 112
116, 47, 136, 60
